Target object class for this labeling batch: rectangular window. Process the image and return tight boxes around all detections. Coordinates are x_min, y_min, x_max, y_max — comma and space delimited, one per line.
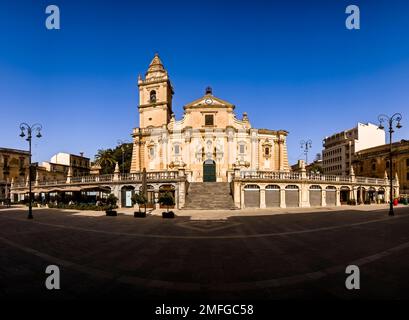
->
174, 145, 180, 155
205, 114, 214, 126
239, 144, 245, 154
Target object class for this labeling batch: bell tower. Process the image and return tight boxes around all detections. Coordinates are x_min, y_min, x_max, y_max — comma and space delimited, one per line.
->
137, 54, 174, 128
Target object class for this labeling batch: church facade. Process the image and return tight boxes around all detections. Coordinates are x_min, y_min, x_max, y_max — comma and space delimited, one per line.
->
130, 54, 290, 182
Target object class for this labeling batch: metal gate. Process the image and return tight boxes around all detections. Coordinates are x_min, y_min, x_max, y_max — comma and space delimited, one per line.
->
265, 185, 280, 207
285, 185, 299, 207
326, 186, 337, 206
244, 185, 260, 208
309, 185, 322, 207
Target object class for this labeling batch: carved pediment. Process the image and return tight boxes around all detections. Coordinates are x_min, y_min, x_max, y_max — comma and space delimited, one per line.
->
184, 95, 235, 110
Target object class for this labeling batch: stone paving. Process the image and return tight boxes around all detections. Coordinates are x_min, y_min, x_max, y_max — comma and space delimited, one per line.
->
0, 205, 409, 300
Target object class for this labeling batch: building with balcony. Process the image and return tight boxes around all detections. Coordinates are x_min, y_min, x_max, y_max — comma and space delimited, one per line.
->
0, 147, 30, 201
353, 139, 409, 195
322, 123, 385, 176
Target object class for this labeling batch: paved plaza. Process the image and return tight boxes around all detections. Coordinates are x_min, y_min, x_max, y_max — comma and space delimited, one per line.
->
1, 205, 409, 300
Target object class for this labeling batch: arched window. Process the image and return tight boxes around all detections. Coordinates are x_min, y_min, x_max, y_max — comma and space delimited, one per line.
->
149, 146, 155, 158
150, 90, 156, 103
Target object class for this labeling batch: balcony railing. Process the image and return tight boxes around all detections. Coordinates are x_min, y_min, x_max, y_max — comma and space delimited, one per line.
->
11, 171, 180, 189
239, 171, 391, 186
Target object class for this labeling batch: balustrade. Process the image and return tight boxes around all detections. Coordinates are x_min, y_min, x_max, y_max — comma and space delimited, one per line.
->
239, 171, 389, 186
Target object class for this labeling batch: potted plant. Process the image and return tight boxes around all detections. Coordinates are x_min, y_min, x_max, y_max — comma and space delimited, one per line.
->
105, 193, 118, 216
347, 199, 357, 206
159, 192, 175, 218
132, 192, 147, 218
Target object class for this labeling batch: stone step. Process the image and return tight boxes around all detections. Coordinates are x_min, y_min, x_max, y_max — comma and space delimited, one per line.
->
183, 182, 236, 210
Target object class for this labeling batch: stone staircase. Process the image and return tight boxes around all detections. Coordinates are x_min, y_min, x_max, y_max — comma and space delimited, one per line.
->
183, 182, 237, 210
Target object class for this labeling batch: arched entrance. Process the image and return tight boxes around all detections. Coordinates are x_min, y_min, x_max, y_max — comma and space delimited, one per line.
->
340, 186, 350, 205
244, 184, 260, 208
203, 159, 216, 182
309, 185, 322, 207
121, 186, 135, 208
265, 185, 280, 208
326, 186, 337, 206
285, 185, 299, 207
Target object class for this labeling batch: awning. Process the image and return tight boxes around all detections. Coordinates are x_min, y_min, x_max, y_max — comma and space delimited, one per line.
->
59, 187, 82, 192
46, 188, 65, 193
80, 186, 111, 192
12, 190, 28, 194
33, 189, 48, 193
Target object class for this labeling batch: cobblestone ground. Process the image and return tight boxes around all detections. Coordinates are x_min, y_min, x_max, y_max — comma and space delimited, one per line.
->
1, 205, 409, 300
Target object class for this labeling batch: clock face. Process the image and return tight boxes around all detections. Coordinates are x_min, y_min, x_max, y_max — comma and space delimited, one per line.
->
205, 98, 213, 105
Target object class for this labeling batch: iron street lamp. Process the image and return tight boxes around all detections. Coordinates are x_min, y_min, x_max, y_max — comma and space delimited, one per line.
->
19, 123, 42, 219
378, 113, 402, 217
117, 139, 130, 175
300, 139, 312, 164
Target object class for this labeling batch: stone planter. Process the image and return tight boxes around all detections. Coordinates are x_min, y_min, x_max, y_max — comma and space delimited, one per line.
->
162, 211, 175, 219
134, 211, 146, 218
106, 210, 117, 216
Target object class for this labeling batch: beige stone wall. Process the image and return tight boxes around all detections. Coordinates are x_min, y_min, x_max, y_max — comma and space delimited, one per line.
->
354, 141, 409, 192
0, 149, 29, 182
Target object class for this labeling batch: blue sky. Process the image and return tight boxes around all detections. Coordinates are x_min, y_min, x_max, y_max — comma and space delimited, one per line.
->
1, 0, 408, 164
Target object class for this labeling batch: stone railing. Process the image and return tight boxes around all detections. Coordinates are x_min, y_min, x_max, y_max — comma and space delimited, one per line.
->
239, 170, 391, 186
11, 171, 180, 189
240, 171, 300, 180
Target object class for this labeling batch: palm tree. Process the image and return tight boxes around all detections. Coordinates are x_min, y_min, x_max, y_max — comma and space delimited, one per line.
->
94, 149, 116, 173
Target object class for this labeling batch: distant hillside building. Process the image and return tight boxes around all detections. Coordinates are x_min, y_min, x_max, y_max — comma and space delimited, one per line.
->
322, 123, 385, 176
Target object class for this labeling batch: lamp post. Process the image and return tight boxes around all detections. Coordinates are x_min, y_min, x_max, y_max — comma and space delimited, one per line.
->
300, 139, 312, 164
378, 113, 402, 216
117, 139, 130, 175
19, 123, 42, 219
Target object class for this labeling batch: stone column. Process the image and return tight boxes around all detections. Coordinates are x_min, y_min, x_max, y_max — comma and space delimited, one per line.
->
178, 166, 186, 209
234, 166, 241, 179
394, 172, 400, 198
336, 188, 341, 206
35, 171, 39, 187
153, 189, 159, 210
279, 138, 284, 171
135, 143, 141, 171
352, 186, 358, 203
280, 187, 286, 208
66, 167, 73, 184
178, 181, 185, 209
321, 188, 326, 207
385, 186, 390, 203
227, 130, 234, 169
250, 130, 258, 170
112, 185, 121, 208
240, 187, 245, 209
162, 132, 168, 170
113, 162, 120, 181
233, 181, 241, 209
300, 184, 307, 207
260, 187, 266, 209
